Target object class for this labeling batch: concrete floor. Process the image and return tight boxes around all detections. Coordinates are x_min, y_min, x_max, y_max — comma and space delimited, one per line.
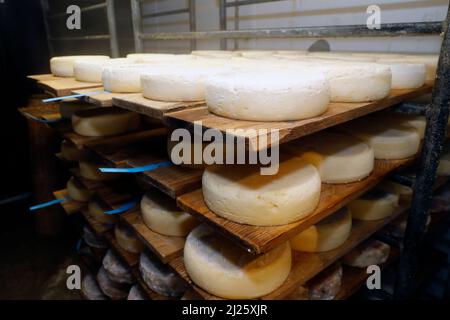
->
0, 226, 83, 300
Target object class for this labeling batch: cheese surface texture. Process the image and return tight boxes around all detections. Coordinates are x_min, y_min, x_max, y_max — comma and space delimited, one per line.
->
343, 239, 391, 268
72, 107, 141, 137
290, 208, 352, 252
50, 55, 109, 77
82, 274, 107, 300
74, 58, 132, 83
61, 140, 84, 162
82, 225, 108, 249
308, 264, 343, 300
141, 192, 198, 237
115, 223, 144, 253
67, 177, 90, 202
184, 225, 292, 299
97, 266, 130, 300
376, 60, 426, 89
127, 285, 147, 300
103, 249, 134, 284
88, 200, 117, 224
349, 189, 399, 221
202, 157, 321, 226
102, 64, 150, 93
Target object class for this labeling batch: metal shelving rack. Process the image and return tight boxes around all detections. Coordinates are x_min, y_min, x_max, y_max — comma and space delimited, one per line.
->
130, 0, 197, 53
40, 0, 119, 57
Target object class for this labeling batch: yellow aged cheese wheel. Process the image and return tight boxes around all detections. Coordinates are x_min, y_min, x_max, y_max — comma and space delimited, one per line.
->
67, 177, 91, 202
349, 189, 399, 221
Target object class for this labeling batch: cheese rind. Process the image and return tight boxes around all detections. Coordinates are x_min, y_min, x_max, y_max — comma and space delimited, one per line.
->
102, 64, 149, 93
97, 266, 130, 300
115, 223, 144, 254
67, 177, 91, 202
343, 240, 391, 268
82, 274, 107, 300
202, 157, 321, 226
74, 58, 132, 83
79, 160, 121, 181
308, 264, 343, 300
82, 225, 108, 249
127, 285, 147, 300
140, 193, 198, 237
103, 249, 134, 284
184, 225, 292, 299
88, 200, 117, 224
376, 60, 426, 89
349, 189, 399, 221
290, 208, 352, 252
50, 55, 109, 77
61, 140, 84, 162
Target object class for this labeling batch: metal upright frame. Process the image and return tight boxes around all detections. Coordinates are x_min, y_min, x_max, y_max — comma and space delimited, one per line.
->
40, 0, 119, 57
130, 0, 197, 53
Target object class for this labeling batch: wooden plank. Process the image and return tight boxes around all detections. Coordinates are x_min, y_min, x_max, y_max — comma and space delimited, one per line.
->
82, 209, 114, 234
177, 157, 415, 254
121, 210, 185, 264
72, 88, 131, 107
27, 74, 55, 81
53, 189, 86, 215
18, 104, 61, 122
37, 77, 102, 97
165, 84, 433, 152
113, 94, 204, 120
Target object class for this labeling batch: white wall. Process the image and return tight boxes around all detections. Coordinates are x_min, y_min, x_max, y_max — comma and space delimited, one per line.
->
140, 0, 449, 53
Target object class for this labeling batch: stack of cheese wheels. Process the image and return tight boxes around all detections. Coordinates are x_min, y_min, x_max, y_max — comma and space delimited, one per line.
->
59, 99, 92, 120
81, 274, 107, 300
141, 63, 232, 102
437, 144, 450, 176
97, 266, 129, 300
349, 188, 399, 221
338, 116, 421, 159
102, 64, 151, 93
285, 132, 374, 184
290, 208, 352, 252
82, 225, 108, 249
139, 250, 188, 297
67, 177, 91, 202
206, 68, 330, 121
343, 239, 391, 268
308, 264, 343, 300
167, 129, 209, 169
60, 140, 84, 162
140, 191, 198, 237
115, 222, 144, 253
103, 250, 134, 284
79, 160, 121, 181
88, 199, 117, 224
202, 156, 321, 226
376, 59, 426, 89
72, 107, 141, 137
184, 224, 292, 299
74, 58, 133, 83
50, 55, 109, 77
127, 285, 147, 300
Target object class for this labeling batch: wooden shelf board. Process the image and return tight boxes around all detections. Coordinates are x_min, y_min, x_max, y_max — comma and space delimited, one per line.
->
121, 210, 185, 264
177, 156, 415, 254
113, 94, 204, 120
72, 88, 130, 107
36, 76, 102, 97
27, 74, 55, 82
53, 189, 86, 215
165, 84, 433, 152
19, 104, 61, 122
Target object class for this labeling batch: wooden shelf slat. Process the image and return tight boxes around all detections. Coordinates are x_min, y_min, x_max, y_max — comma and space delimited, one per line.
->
164, 84, 433, 152
36, 76, 102, 97
72, 88, 129, 107
53, 189, 86, 215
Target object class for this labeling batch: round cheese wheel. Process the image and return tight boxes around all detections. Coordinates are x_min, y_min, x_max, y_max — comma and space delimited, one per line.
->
383, 113, 427, 139
184, 224, 292, 299
308, 263, 343, 300
79, 160, 121, 181
67, 177, 91, 202
97, 266, 130, 300
103, 249, 134, 284
376, 60, 426, 89
240, 50, 277, 58
50, 55, 109, 77
140, 192, 198, 237
82, 274, 107, 300
349, 189, 399, 221
191, 51, 240, 58
139, 251, 188, 297
127, 53, 194, 63
202, 157, 321, 226
88, 200, 117, 224
72, 107, 141, 137
378, 180, 413, 198
343, 240, 391, 268
115, 223, 144, 254
437, 148, 450, 176
206, 69, 330, 121
59, 99, 92, 119
74, 58, 132, 83
102, 64, 150, 93
286, 132, 374, 184
141, 64, 231, 102
402, 54, 438, 82
82, 225, 108, 249
127, 285, 148, 300
338, 118, 420, 160
290, 208, 352, 252
61, 140, 84, 162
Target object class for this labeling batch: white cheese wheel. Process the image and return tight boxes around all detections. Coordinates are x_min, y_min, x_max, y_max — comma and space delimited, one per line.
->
74, 58, 132, 83
285, 132, 374, 184
59, 99, 92, 119
206, 69, 330, 121
103, 249, 134, 284
140, 192, 198, 237
82, 225, 108, 249
240, 50, 277, 58
115, 223, 144, 254
349, 189, 399, 221
184, 225, 291, 299
102, 64, 151, 93
61, 140, 84, 162
308, 264, 343, 300
50, 55, 109, 77
378, 180, 413, 198
82, 274, 107, 300
290, 208, 352, 252
376, 60, 426, 89
338, 117, 420, 159
402, 54, 439, 82
67, 177, 91, 202
127, 285, 148, 300
438, 148, 450, 176
139, 251, 188, 297
382, 113, 427, 139
79, 160, 121, 181
343, 240, 391, 268
88, 200, 117, 224
202, 157, 321, 226
97, 266, 130, 300
127, 53, 194, 63
191, 50, 240, 58
141, 64, 232, 102
72, 107, 141, 137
